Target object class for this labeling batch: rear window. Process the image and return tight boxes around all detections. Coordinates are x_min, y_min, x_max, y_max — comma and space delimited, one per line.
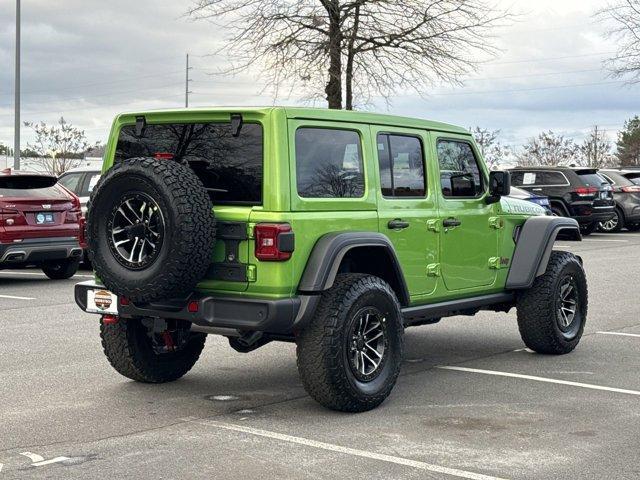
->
577, 172, 608, 188
116, 122, 263, 204
624, 172, 640, 185
0, 176, 67, 199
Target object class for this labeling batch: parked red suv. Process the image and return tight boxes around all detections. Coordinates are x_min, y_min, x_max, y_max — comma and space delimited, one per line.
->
0, 169, 85, 279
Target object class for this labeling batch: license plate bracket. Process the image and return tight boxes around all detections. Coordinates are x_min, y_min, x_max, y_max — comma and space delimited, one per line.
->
86, 289, 118, 314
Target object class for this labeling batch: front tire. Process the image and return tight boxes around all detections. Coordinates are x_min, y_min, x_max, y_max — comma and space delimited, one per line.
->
516, 251, 588, 354
296, 274, 404, 412
42, 258, 80, 280
100, 317, 206, 383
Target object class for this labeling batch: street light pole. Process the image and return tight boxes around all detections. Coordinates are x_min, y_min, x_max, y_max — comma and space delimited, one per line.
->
185, 53, 192, 108
14, 0, 21, 170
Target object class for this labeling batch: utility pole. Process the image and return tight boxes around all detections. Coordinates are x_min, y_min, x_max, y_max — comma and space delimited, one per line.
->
14, 0, 21, 170
185, 53, 192, 108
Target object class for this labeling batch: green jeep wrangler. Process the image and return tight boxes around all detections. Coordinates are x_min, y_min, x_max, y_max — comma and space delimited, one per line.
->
75, 107, 587, 412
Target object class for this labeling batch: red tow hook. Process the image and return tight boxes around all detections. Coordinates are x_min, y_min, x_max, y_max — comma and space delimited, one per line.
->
102, 314, 119, 325
162, 331, 176, 352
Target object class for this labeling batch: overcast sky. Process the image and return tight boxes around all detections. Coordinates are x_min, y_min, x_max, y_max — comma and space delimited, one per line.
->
1, 0, 638, 154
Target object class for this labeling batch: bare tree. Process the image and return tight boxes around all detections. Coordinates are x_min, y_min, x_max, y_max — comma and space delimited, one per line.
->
187, 1, 510, 109
579, 126, 617, 168
597, 1, 640, 82
469, 126, 510, 169
516, 131, 579, 167
24, 117, 97, 175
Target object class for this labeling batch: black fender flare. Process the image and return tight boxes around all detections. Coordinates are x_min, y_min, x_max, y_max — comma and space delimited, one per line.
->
506, 216, 581, 289
297, 232, 410, 306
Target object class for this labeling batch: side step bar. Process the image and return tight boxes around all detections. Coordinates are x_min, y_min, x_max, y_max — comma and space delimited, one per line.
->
402, 292, 515, 326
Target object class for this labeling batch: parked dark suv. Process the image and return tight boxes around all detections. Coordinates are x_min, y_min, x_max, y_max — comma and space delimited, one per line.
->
509, 167, 615, 234
598, 169, 640, 232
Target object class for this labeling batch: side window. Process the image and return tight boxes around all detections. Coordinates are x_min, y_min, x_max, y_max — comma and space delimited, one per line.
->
510, 171, 524, 186
377, 134, 425, 197
437, 140, 484, 198
295, 128, 365, 198
544, 171, 569, 185
83, 173, 101, 196
58, 173, 83, 194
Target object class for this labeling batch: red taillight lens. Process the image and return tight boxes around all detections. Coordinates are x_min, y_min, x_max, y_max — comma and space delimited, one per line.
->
574, 186, 598, 196
154, 152, 174, 160
254, 223, 294, 261
621, 185, 640, 193
78, 216, 87, 249
187, 300, 199, 313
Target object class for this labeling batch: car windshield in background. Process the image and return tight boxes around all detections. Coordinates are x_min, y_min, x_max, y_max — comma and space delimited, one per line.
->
577, 172, 608, 188
116, 122, 263, 204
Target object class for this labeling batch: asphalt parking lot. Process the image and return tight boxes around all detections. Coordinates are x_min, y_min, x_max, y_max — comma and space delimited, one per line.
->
1, 232, 639, 480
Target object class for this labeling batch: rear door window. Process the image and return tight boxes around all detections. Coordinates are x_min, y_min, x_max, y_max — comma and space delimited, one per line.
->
80, 173, 101, 196
295, 128, 365, 198
116, 122, 263, 204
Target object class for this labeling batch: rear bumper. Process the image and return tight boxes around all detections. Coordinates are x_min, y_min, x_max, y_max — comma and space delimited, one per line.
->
572, 206, 615, 225
0, 237, 82, 266
74, 281, 315, 335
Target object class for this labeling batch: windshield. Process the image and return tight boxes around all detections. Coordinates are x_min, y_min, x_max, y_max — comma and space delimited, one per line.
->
116, 122, 263, 204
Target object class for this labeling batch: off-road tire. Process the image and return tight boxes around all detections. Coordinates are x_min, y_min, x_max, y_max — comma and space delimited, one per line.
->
42, 258, 80, 280
296, 274, 404, 412
516, 251, 588, 354
87, 157, 216, 303
100, 317, 206, 383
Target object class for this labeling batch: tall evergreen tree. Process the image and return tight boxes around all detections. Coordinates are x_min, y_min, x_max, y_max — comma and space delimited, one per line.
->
617, 116, 640, 166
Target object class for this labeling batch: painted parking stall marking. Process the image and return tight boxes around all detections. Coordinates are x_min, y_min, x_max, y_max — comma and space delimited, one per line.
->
597, 331, 640, 339
438, 366, 640, 396
19, 451, 70, 467
0, 294, 35, 300
185, 419, 508, 480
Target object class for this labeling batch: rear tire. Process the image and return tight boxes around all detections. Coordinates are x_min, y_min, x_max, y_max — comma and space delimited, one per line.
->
100, 317, 206, 383
516, 251, 587, 354
296, 274, 404, 412
626, 223, 640, 232
598, 208, 624, 233
42, 258, 80, 280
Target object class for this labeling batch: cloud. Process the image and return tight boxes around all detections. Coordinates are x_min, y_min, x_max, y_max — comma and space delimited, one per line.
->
0, 0, 636, 154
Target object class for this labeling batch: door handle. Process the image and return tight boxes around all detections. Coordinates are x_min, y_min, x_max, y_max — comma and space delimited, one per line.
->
443, 218, 462, 228
388, 219, 410, 230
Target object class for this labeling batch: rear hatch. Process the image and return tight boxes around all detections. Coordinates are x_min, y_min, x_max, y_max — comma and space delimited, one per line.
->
0, 175, 80, 242
573, 169, 614, 207
114, 119, 264, 292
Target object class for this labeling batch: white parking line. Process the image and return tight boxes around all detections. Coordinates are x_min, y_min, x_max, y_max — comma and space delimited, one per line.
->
0, 270, 94, 278
581, 239, 628, 243
0, 294, 35, 300
597, 331, 640, 338
19, 452, 44, 463
438, 366, 640, 396
31, 457, 70, 467
187, 419, 507, 480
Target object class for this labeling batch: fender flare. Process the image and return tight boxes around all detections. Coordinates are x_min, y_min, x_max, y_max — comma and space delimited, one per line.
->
297, 231, 410, 306
506, 216, 581, 289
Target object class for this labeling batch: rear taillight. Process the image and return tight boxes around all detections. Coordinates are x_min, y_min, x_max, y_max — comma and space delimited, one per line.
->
254, 223, 294, 261
78, 216, 87, 249
621, 185, 640, 193
0, 208, 21, 226
574, 186, 598, 197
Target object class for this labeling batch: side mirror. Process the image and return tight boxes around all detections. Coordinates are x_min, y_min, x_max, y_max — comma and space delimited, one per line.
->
486, 170, 511, 204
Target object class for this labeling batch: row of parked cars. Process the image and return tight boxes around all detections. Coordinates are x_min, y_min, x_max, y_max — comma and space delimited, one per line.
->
508, 166, 640, 234
0, 166, 100, 279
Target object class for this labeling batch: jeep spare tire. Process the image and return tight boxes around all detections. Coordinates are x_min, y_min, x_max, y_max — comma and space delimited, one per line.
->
87, 157, 216, 303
